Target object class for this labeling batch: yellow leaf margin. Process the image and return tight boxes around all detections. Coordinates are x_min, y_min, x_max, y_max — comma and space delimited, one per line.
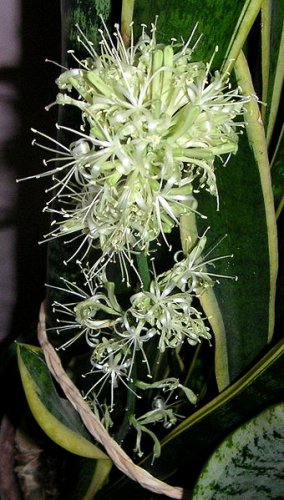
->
17, 343, 112, 497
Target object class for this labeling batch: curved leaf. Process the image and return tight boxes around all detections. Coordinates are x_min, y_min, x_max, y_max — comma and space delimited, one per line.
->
261, 0, 284, 144
60, 0, 112, 51
272, 124, 284, 218
180, 69, 278, 386
17, 343, 111, 461
65, 457, 113, 500
180, 213, 230, 390
154, 341, 284, 481
191, 64, 277, 383
261, 0, 272, 116
84, 459, 113, 499
222, 0, 263, 73
234, 50, 278, 343
192, 402, 284, 498
100, 339, 284, 498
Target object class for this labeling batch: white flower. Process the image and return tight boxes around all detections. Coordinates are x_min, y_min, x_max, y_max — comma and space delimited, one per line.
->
129, 279, 211, 351
158, 231, 236, 294
85, 352, 133, 409
30, 21, 251, 269
47, 270, 123, 350
26, 19, 243, 458
129, 396, 184, 460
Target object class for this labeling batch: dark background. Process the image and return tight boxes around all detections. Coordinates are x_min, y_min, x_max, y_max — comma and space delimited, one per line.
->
0, 1, 61, 344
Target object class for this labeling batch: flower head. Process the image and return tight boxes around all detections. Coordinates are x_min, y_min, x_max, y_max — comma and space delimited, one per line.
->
85, 351, 132, 408
28, 19, 243, 460
30, 21, 251, 270
129, 278, 211, 351
47, 270, 123, 349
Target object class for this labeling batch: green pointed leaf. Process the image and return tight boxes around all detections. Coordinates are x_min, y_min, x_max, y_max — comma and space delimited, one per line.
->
100, 339, 284, 498
131, 0, 277, 388
64, 457, 113, 500
192, 402, 284, 498
17, 343, 112, 497
133, 0, 260, 70
192, 51, 278, 385
156, 342, 284, 479
180, 71, 277, 387
261, 0, 272, 116
17, 343, 110, 461
272, 124, 284, 217
261, 0, 284, 144
234, 51, 278, 340
196, 146, 272, 380
222, 0, 263, 73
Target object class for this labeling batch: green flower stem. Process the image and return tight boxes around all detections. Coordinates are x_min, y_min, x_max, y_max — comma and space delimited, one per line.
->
179, 212, 199, 253
121, 0, 135, 46
182, 342, 202, 389
178, 206, 200, 408
266, 23, 284, 146
136, 252, 151, 291
260, 0, 271, 121
146, 350, 168, 404
116, 367, 138, 444
276, 197, 284, 221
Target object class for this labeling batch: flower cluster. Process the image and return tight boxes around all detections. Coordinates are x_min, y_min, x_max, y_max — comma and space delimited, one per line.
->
32, 20, 250, 271
30, 19, 247, 458
49, 233, 231, 417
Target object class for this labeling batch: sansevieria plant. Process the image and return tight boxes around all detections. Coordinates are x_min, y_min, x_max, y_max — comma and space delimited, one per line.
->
11, 0, 284, 498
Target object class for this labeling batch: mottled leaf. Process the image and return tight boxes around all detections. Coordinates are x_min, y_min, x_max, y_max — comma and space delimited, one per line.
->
192, 402, 284, 498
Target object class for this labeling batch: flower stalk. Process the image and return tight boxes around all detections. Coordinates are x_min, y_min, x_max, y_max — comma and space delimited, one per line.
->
29, 18, 253, 459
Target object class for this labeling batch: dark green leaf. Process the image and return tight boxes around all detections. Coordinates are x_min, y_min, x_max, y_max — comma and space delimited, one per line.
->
99, 339, 284, 498
272, 126, 284, 214
262, 0, 284, 142
61, 0, 113, 50
197, 128, 272, 381
17, 343, 109, 460
133, 0, 253, 69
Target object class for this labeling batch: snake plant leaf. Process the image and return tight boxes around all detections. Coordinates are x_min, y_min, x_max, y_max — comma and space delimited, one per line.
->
131, 0, 277, 389
63, 456, 113, 500
100, 339, 284, 499
133, 0, 261, 70
191, 52, 278, 386
60, 0, 112, 51
222, 0, 263, 73
17, 343, 110, 461
272, 124, 284, 218
17, 343, 112, 497
192, 402, 284, 498
179, 67, 279, 387
261, 0, 284, 144
235, 51, 278, 338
